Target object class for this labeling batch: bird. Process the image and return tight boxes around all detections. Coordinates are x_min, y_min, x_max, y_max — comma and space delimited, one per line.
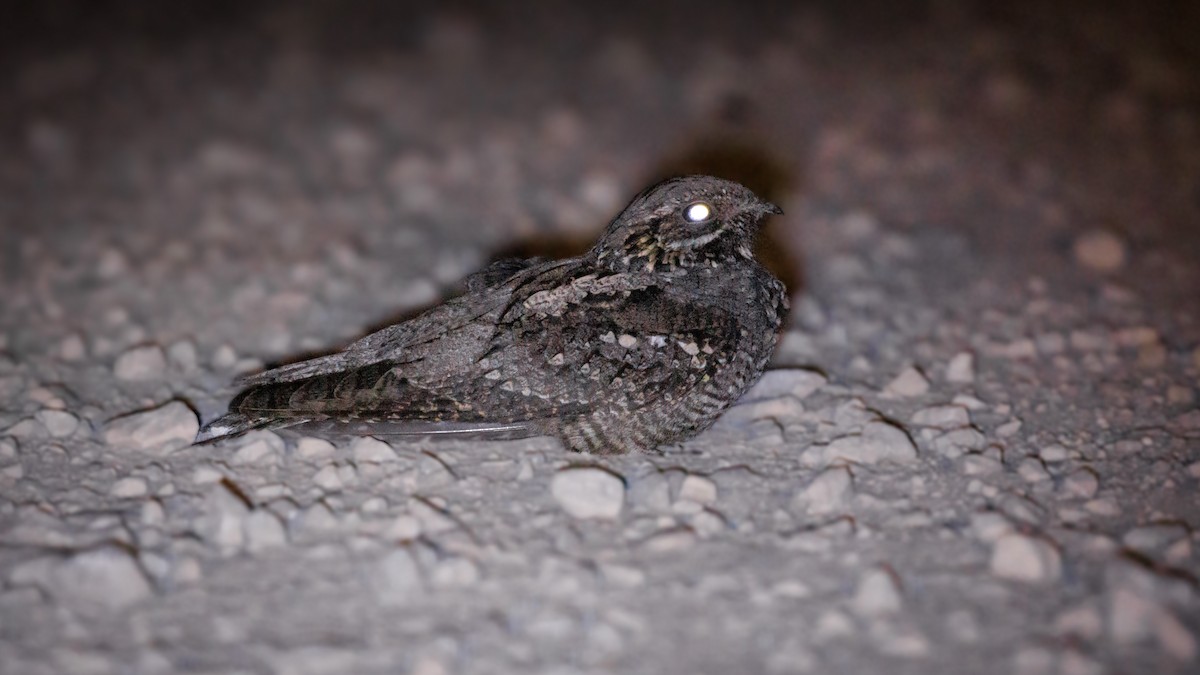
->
196, 175, 789, 454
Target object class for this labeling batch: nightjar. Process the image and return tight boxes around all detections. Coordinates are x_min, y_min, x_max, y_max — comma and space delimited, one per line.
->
197, 175, 789, 454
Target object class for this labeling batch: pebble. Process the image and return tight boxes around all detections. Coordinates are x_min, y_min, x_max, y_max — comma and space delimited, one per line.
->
792, 466, 854, 514
970, 512, 1015, 543
1054, 604, 1103, 640
960, 454, 1003, 476
103, 401, 199, 453
910, 405, 970, 429
35, 409, 78, 438
945, 352, 975, 383
1073, 229, 1127, 272
677, 475, 717, 505
884, 366, 929, 398
313, 465, 345, 491
869, 621, 930, 658
1154, 607, 1198, 661
932, 427, 986, 458
296, 437, 335, 460
52, 546, 153, 610
212, 344, 238, 370
430, 557, 480, 588
813, 609, 856, 641
850, 566, 903, 617
742, 368, 827, 401
166, 340, 198, 371
230, 433, 283, 466
805, 421, 918, 467
1017, 457, 1051, 483
1061, 468, 1099, 499
58, 334, 87, 361
244, 511, 287, 552
628, 471, 671, 512
990, 533, 1062, 583
110, 477, 148, 498
373, 548, 423, 601
1122, 523, 1190, 554
1039, 445, 1070, 462
1107, 587, 1155, 645
386, 514, 422, 541
195, 483, 250, 552
352, 436, 400, 463
113, 345, 168, 381
551, 466, 625, 520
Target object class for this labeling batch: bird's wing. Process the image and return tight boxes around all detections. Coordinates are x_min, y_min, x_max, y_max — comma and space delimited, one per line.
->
236, 259, 573, 387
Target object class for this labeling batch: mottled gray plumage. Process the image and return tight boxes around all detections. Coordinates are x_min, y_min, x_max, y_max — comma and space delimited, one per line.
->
196, 175, 788, 453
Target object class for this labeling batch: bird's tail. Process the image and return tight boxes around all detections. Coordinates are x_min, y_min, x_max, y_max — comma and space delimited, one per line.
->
193, 412, 308, 445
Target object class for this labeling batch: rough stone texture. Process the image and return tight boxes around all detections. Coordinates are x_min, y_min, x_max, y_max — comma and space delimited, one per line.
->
102, 401, 200, 453
551, 466, 626, 520
1, 2, 1198, 674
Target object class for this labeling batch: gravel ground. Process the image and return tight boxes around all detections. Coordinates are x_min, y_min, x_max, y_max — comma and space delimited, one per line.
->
2, 2, 1199, 673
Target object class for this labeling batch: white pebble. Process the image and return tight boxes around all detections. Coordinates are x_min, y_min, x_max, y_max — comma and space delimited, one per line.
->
1122, 523, 1189, 554
990, 533, 1062, 583
166, 340, 198, 371
430, 557, 480, 588
231, 437, 278, 465
58, 334, 86, 361
807, 421, 918, 467
352, 436, 399, 463
1017, 457, 1051, 483
313, 465, 345, 491
910, 405, 970, 429
945, 352, 975, 383
386, 515, 422, 541
35, 410, 78, 438
110, 477, 148, 498
1108, 587, 1155, 645
884, 366, 929, 398
677, 475, 717, 505
296, 437, 335, 459
113, 345, 167, 381
1039, 445, 1070, 462
1154, 607, 1198, 661
104, 401, 199, 454
1054, 604, 1103, 640
211, 344, 238, 370
52, 546, 153, 610
551, 467, 625, 519
195, 483, 250, 552
851, 566, 903, 617
373, 548, 423, 602
932, 427, 986, 458
742, 368, 827, 401
792, 466, 854, 514
1061, 469, 1099, 499
244, 511, 287, 552
1073, 229, 1127, 272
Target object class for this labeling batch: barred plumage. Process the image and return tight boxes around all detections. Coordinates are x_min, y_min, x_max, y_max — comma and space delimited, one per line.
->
197, 175, 789, 454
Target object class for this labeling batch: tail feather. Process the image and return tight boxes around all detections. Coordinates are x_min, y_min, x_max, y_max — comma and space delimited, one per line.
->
193, 412, 308, 445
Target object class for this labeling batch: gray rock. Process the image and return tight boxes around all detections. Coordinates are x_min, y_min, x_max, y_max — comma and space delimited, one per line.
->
103, 401, 199, 453
805, 421, 918, 466
990, 533, 1062, 583
52, 546, 153, 611
552, 466, 625, 519
792, 466, 854, 514
113, 345, 167, 381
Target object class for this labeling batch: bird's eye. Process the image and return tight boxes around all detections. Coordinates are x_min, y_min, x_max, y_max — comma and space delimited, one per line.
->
683, 202, 713, 223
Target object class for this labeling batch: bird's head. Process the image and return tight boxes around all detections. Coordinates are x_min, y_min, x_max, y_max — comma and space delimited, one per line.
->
594, 175, 782, 272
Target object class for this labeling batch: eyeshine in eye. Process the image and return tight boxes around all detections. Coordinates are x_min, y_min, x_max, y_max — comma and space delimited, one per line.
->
683, 202, 712, 223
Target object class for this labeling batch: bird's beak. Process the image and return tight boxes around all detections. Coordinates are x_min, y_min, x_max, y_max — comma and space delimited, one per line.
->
761, 200, 784, 216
